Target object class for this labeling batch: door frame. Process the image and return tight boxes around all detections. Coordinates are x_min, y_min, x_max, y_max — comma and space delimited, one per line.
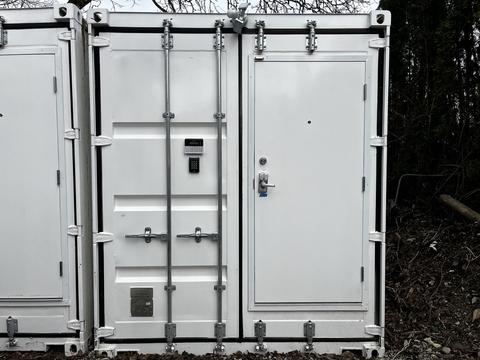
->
246, 52, 374, 313
0, 45, 74, 304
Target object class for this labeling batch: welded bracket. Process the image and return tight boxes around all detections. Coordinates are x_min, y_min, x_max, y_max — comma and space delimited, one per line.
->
90, 36, 110, 48
93, 232, 114, 244
369, 37, 389, 49
254, 320, 267, 352
303, 320, 315, 352
97, 326, 115, 338
370, 136, 388, 147
67, 319, 83, 331
255, 20, 266, 53
93, 135, 112, 147
65, 128, 80, 140
6, 317, 18, 347
365, 324, 384, 337
306, 21, 317, 53
0, 16, 8, 48
369, 232, 386, 243
58, 29, 76, 41
68, 225, 81, 237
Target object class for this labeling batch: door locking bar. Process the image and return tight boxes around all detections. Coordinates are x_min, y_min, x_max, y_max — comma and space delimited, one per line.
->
177, 227, 218, 243
162, 18, 176, 353
125, 227, 166, 243
213, 19, 226, 355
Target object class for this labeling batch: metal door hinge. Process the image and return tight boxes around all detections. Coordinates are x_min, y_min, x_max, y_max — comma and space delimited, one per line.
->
93, 232, 114, 243
96, 326, 115, 338
370, 136, 387, 147
304, 320, 315, 351
90, 36, 110, 47
306, 21, 317, 53
57, 170, 61, 185
6, 316, 18, 347
59, 261, 63, 276
369, 37, 389, 49
53, 76, 58, 93
0, 16, 8, 48
255, 20, 266, 53
369, 231, 385, 243
65, 128, 80, 140
363, 84, 367, 101
58, 28, 76, 41
68, 225, 81, 237
254, 320, 267, 352
365, 324, 383, 336
361, 266, 365, 282
362, 177, 366, 192
67, 319, 83, 331
93, 135, 112, 147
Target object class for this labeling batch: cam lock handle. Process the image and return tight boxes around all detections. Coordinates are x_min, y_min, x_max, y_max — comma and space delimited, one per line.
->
125, 227, 167, 243
177, 227, 218, 243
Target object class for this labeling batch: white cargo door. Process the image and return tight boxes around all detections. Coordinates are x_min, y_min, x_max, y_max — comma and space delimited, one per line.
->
250, 54, 366, 305
0, 52, 64, 299
98, 32, 239, 339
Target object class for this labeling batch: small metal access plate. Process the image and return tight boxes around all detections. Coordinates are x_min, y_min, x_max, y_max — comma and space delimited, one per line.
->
130, 288, 153, 317
184, 138, 204, 155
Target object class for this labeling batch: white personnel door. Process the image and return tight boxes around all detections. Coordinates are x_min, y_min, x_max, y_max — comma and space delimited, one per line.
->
252, 55, 365, 305
244, 33, 379, 339
0, 52, 64, 300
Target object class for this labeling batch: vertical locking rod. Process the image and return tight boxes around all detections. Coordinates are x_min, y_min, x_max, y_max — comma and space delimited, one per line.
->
213, 19, 226, 354
162, 18, 177, 352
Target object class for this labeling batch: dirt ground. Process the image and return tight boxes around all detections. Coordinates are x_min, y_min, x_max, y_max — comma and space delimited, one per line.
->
1, 208, 479, 360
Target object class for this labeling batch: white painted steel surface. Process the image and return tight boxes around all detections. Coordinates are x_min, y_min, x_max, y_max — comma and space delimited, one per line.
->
0, 52, 64, 300
94, 31, 239, 339
89, 9, 390, 357
0, 5, 92, 355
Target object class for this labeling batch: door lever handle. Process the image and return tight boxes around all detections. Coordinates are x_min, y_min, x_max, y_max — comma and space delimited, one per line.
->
260, 180, 275, 188
125, 227, 167, 243
258, 172, 276, 194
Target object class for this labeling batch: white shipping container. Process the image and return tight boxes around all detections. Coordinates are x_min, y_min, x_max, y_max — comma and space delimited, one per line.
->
88, 8, 390, 358
0, 5, 92, 356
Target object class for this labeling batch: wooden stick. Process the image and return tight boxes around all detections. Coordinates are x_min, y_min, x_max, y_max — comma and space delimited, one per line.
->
439, 194, 480, 222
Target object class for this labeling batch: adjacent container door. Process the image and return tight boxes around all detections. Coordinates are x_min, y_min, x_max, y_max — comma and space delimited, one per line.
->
0, 50, 66, 301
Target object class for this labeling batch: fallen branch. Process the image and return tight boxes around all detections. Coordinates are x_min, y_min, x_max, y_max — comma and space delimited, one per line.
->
439, 194, 480, 222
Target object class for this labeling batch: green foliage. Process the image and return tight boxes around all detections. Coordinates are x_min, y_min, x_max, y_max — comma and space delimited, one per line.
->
380, 0, 480, 204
